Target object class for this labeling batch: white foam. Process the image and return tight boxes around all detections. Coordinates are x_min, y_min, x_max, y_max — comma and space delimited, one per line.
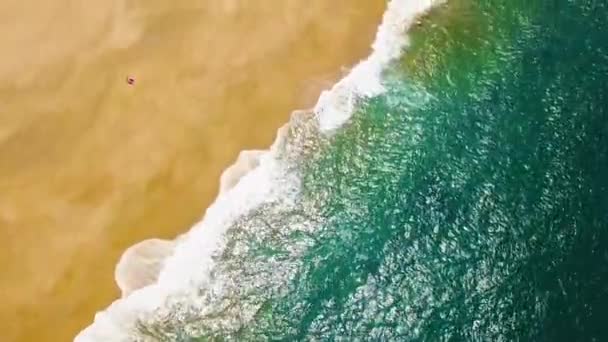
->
218, 150, 265, 195
315, 0, 442, 131
75, 1, 441, 341
115, 238, 176, 298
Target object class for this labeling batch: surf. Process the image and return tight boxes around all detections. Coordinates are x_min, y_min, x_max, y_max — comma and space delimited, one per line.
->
75, 1, 442, 340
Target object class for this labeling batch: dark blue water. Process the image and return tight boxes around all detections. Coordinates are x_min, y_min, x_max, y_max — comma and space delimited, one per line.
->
138, 1, 608, 340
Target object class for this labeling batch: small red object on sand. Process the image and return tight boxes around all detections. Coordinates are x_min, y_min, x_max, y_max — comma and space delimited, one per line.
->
127, 76, 135, 85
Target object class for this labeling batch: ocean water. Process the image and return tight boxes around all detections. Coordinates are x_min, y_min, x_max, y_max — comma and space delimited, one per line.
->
78, 0, 608, 341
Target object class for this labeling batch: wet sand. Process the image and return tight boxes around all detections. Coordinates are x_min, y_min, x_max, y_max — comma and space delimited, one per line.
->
0, 1, 385, 341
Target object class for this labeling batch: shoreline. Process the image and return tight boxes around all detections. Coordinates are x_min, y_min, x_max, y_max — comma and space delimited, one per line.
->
0, 2, 387, 341
76, 1, 441, 340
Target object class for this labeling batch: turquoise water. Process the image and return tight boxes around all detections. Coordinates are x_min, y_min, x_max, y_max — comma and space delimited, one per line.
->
137, 1, 608, 340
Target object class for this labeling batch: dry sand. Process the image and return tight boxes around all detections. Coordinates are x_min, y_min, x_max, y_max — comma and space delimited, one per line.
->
0, 1, 385, 341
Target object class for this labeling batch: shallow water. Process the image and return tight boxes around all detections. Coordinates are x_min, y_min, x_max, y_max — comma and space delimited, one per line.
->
0, 1, 385, 341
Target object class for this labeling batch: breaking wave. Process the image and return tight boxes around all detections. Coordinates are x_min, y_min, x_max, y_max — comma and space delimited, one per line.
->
75, 1, 441, 340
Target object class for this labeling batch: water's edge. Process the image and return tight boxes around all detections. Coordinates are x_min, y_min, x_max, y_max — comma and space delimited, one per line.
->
75, 1, 442, 340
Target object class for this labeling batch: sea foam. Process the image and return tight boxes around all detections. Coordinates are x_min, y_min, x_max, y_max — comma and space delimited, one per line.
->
75, 1, 441, 340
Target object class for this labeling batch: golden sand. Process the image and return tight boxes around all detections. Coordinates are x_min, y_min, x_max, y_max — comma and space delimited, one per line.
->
0, 1, 385, 341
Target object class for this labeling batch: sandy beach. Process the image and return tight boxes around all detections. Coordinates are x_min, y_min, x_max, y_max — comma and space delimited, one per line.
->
0, 1, 385, 341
